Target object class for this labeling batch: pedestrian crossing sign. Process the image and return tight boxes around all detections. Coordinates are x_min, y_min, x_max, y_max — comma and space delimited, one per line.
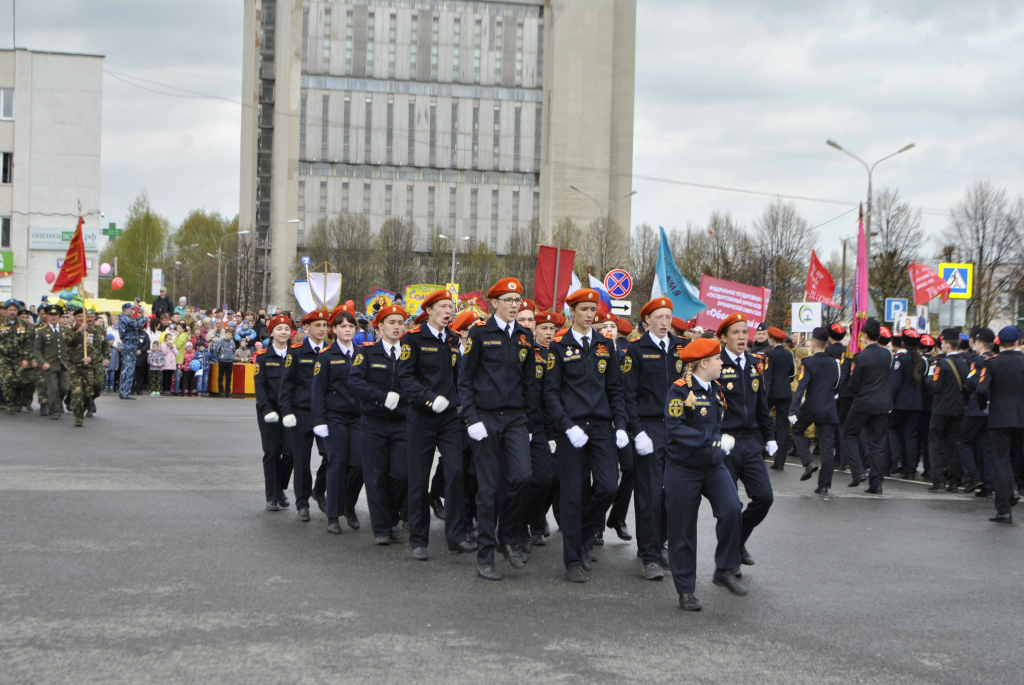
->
938, 263, 973, 299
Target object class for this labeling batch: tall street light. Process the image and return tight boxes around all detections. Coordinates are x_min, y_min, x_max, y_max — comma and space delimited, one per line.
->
172, 243, 199, 302
262, 220, 300, 308
569, 186, 637, 275
216, 231, 250, 308
437, 234, 470, 287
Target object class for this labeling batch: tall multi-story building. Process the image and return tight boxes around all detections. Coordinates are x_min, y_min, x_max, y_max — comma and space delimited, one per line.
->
0, 49, 104, 304
240, 0, 635, 308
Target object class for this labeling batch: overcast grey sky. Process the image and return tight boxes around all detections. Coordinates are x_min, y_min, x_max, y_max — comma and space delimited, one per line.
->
8, 0, 1024, 260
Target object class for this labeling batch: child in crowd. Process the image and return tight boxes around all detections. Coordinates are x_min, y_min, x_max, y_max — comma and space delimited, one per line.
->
180, 342, 197, 396
147, 342, 164, 396
105, 338, 120, 393
160, 333, 177, 395
194, 340, 211, 396
234, 338, 250, 363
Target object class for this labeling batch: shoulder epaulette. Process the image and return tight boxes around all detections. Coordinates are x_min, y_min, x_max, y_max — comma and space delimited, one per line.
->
408, 326, 421, 334
290, 342, 302, 348
362, 341, 375, 347
674, 377, 687, 387
256, 348, 267, 355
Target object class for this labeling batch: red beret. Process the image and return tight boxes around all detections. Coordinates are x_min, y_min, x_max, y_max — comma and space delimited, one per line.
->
415, 311, 428, 325
673, 316, 691, 333
716, 313, 748, 338
450, 310, 480, 333
535, 311, 560, 327
372, 304, 407, 328
329, 303, 357, 327
594, 311, 617, 324
879, 326, 892, 339
301, 309, 330, 326
616, 319, 633, 335
420, 289, 454, 312
767, 326, 787, 341
565, 289, 601, 307
267, 314, 292, 332
679, 338, 722, 364
901, 328, 919, 339
920, 334, 936, 347
830, 323, 846, 336
486, 278, 523, 300
640, 298, 673, 320
520, 298, 536, 312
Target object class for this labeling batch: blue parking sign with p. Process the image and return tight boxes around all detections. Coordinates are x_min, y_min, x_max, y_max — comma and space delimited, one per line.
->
939, 263, 972, 299
885, 298, 908, 322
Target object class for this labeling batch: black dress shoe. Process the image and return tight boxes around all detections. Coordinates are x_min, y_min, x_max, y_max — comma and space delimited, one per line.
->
513, 544, 528, 563
769, 464, 784, 471
430, 497, 446, 520
313, 493, 326, 513
712, 569, 749, 596
543, 520, 551, 537
609, 520, 633, 541
1011, 492, 1020, 507
801, 464, 819, 481
593, 530, 604, 546
388, 530, 403, 542
740, 545, 755, 566
848, 475, 867, 487
814, 486, 828, 495
837, 464, 849, 471
946, 482, 959, 493
448, 540, 478, 554
297, 507, 310, 522
976, 489, 993, 498
962, 480, 982, 493
989, 513, 1012, 524
659, 548, 671, 571
345, 511, 360, 529
865, 486, 883, 494
679, 593, 702, 611
499, 544, 524, 568
927, 483, 945, 491
564, 566, 586, 583
643, 563, 665, 580
531, 533, 545, 547
478, 563, 502, 580
734, 567, 743, 579
266, 501, 280, 511
85, 408, 93, 418
374, 536, 390, 545
521, 536, 533, 554
278, 492, 290, 508
412, 547, 428, 561
579, 548, 593, 572
327, 519, 343, 535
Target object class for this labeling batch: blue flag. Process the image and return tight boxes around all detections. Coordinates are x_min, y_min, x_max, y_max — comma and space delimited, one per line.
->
651, 226, 707, 320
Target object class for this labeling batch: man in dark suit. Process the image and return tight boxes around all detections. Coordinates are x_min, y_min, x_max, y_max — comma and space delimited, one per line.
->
842, 318, 894, 493
33, 305, 69, 420
789, 327, 841, 493
975, 326, 1024, 523
925, 328, 969, 493
764, 326, 795, 471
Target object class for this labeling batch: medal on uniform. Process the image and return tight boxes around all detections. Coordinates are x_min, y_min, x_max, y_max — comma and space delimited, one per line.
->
452, 352, 458, 367
598, 359, 607, 373
353, 353, 364, 366
400, 344, 411, 360
536, 365, 543, 378
726, 382, 733, 390
668, 398, 684, 417
285, 355, 292, 367
313, 361, 321, 376
751, 378, 759, 392
676, 360, 682, 373
700, 407, 707, 416
519, 348, 528, 363
622, 356, 632, 373
547, 353, 555, 370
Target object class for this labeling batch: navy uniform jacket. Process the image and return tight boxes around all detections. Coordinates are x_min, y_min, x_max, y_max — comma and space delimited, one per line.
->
890, 350, 924, 411
664, 376, 727, 471
396, 324, 460, 414
826, 342, 845, 360
837, 354, 856, 399
348, 341, 408, 421
848, 343, 894, 415
764, 344, 795, 400
925, 352, 968, 417
718, 349, 773, 441
527, 343, 556, 440
278, 337, 324, 416
543, 329, 627, 434
964, 351, 994, 418
749, 340, 770, 356
621, 331, 687, 437
310, 341, 361, 426
457, 316, 536, 427
254, 346, 289, 416
789, 352, 840, 424
976, 350, 1024, 429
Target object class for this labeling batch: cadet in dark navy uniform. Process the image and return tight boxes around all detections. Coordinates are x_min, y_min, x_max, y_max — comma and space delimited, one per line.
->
397, 289, 475, 560
789, 327, 841, 493
279, 309, 331, 522
543, 288, 629, 583
716, 313, 774, 567
959, 327, 996, 496
523, 309, 559, 550
764, 326, 795, 471
825, 324, 846, 360
254, 314, 295, 511
975, 326, 1024, 523
595, 311, 634, 547
890, 329, 926, 478
349, 304, 409, 545
748, 322, 770, 356
842, 318, 894, 493
663, 337, 746, 612
925, 328, 969, 492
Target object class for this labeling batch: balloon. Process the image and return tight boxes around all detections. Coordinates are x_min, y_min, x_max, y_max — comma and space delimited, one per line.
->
111, 277, 124, 290
44, 272, 56, 284
59, 290, 72, 300
100, 263, 111, 274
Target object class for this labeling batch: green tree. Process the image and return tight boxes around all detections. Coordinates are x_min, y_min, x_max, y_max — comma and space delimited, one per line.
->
99, 191, 170, 301
168, 209, 238, 309
374, 218, 421, 292
869, 187, 923, 315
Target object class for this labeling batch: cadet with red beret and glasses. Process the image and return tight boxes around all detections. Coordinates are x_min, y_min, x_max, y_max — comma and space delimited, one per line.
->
543, 288, 629, 583
279, 309, 331, 522
663, 337, 747, 612
523, 309, 560, 550
621, 297, 688, 580
842, 318, 894, 494
763, 326, 795, 471
788, 327, 842, 493
716, 312, 774, 567
457, 278, 537, 580
348, 304, 410, 545
254, 313, 295, 511
397, 289, 476, 560
925, 328, 970, 493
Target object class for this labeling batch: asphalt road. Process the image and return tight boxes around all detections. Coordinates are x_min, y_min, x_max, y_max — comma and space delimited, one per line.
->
1, 396, 1022, 684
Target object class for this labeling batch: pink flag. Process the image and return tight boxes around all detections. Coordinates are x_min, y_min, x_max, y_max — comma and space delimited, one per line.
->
849, 204, 870, 355
805, 250, 840, 308
908, 262, 951, 305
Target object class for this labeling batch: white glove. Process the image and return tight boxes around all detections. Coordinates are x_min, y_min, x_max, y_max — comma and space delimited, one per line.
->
788, 414, 797, 425
467, 422, 488, 441
766, 440, 778, 457
282, 414, 297, 428
263, 411, 279, 424
529, 433, 533, 441
566, 425, 589, 449
615, 429, 629, 449
634, 431, 654, 456
384, 392, 400, 410
548, 440, 557, 454
721, 433, 735, 455
313, 424, 329, 438
432, 395, 449, 413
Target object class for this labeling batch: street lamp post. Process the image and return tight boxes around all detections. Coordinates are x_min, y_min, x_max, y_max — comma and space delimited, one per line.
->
569, 186, 637, 276
437, 234, 470, 286
172, 243, 200, 302
216, 231, 250, 309
262, 220, 301, 309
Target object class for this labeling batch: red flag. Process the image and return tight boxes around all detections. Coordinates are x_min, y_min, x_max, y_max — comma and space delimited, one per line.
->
805, 250, 840, 308
52, 216, 88, 292
534, 245, 576, 311
908, 262, 950, 305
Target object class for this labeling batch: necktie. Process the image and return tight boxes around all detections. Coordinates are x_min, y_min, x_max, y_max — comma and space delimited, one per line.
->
582, 335, 591, 357
660, 340, 667, 354
390, 346, 397, 361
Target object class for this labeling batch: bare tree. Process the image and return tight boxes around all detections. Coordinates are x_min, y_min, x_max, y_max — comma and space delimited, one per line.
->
869, 187, 923, 314
375, 218, 421, 292
629, 223, 659, 304
233, 234, 259, 313
460, 242, 500, 294
421, 226, 457, 287
303, 213, 376, 305
503, 220, 541, 297
751, 199, 816, 325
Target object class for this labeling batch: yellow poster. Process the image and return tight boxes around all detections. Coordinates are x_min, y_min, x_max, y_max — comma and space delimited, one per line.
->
403, 284, 445, 313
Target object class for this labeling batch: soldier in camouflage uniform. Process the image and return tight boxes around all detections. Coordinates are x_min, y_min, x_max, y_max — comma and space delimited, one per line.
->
65, 308, 96, 427
22, 311, 46, 412
0, 300, 32, 414
84, 310, 109, 417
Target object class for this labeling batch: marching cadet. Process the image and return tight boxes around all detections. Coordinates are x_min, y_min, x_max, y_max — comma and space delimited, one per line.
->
825, 324, 846, 360
311, 304, 363, 536
622, 297, 687, 580
458, 278, 536, 580
716, 313, 774, 567
349, 304, 410, 545
397, 290, 476, 561
663, 337, 746, 611
279, 309, 331, 523
890, 329, 926, 479
253, 313, 295, 511
788, 327, 841, 494
918, 334, 937, 480
34, 304, 69, 420
523, 309, 559, 551
959, 327, 996, 496
543, 288, 629, 583
842, 318, 894, 493
925, 329, 969, 493
975, 326, 1024, 523
764, 326, 795, 471
594, 311, 634, 547
748, 323, 770, 356
84, 310, 109, 417
64, 308, 94, 427
615, 318, 632, 350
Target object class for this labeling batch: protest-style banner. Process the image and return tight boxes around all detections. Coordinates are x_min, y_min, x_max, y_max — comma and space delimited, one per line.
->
403, 284, 445, 313
696, 275, 771, 336
458, 290, 489, 315
364, 288, 397, 313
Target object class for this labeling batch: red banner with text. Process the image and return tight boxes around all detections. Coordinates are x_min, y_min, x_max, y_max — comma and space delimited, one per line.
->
696, 275, 771, 336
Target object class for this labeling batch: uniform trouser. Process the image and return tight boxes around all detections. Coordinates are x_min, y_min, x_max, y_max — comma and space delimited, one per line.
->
544, 460, 561, 528
469, 411, 531, 565
557, 420, 617, 568
793, 420, 836, 488
607, 443, 635, 526
664, 460, 742, 595
44, 366, 70, 415
769, 398, 792, 467
286, 412, 326, 510
843, 411, 888, 489
989, 427, 1023, 515
918, 411, 932, 476
118, 350, 135, 398
362, 415, 408, 536
325, 416, 361, 520
407, 409, 467, 550
890, 410, 921, 474
634, 419, 669, 565
133, 365, 148, 395
929, 415, 963, 486
959, 417, 990, 487
723, 436, 774, 544
428, 439, 478, 523
90, 365, 103, 402
525, 434, 554, 535
836, 397, 851, 464
69, 368, 91, 421
1, 363, 27, 410
258, 415, 293, 503
21, 366, 41, 407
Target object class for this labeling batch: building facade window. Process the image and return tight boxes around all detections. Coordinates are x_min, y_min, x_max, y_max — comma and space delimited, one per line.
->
406, 185, 414, 217
298, 180, 305, 220
492, 106, 501, 170
427, 186, 435, 229
470, 188, 478, 243
407, 101, 415, 165
450, 100, 459, 167
532, 190, 540, 222
0, 89, 13, 120
386, 100, 394, 165
388, 14, 397, 78
342, 182, 349, 213
0, 217, 9, 248
536, 24, 544, 78
513, 104, 521, 172
363, 183, 371, 214
490, 188, 499, 249
429, 102, 437, 167
364, 98, 373, 161
493, 20, 503, 84
449, 187, 457, 228
299, 95, 307, 159
512, 189, 519, 228
343, 96, 351, 163
452, 18, 461, 81
320, 180, 328, 212
345, 11, 353, 75
473, 19, 481, 84
366, 12, 375, 76
323, 8, 332, 74
321, 94, 330, 160
472, 103, 479, 168
410, 14, 418, 77
515, 23, 523, 86
385, 184, 393, 217
430, 16, 439, 81
301, 8, 309, 72
534, 105, 542, 170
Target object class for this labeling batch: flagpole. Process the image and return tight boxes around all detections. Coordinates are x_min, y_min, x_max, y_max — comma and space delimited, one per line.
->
552, 225, 562, 313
